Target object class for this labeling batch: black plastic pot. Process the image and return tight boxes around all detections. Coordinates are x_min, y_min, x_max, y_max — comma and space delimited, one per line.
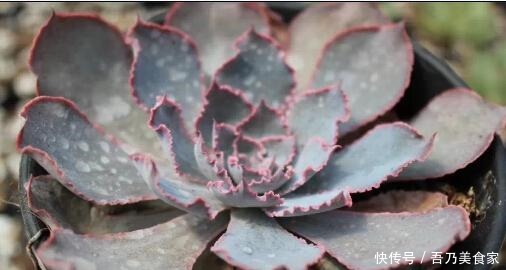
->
19, 4, 506, 270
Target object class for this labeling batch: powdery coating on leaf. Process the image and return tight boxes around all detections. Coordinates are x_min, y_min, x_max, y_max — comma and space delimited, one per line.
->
211, 209, 324, 270
18, 97, 155, 205
128, 19, 204, 130
132, 154, 227, 220
267, 123, 434, 217
398, 88, 506, 180
27, 175, 183, 234
208, 180, 283, 208
287, 2, 388, 90
212, 123, 239, 159
311, 122, 434, 193
350, 190, 448, 213
37, 214, 228, 270
149, 97, 208, 181
264, 191, 352, 218
196, 83, 253, 147
259, 136, 296, 167
165, 2, 272, 76
286, 86, 350, 149
277, 138, 337, 195
237, 101, 288, 139
194, 134, 220, 181
215, 29, 295, 110
30, 13, 164, 158
311, 23, 414, 137
248, 166, 293, 194
280, 206, 471, 270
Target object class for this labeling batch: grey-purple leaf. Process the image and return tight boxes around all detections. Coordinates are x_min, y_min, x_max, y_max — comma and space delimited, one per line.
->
37, 214, 228, 270
280, 206, 471, 270
194, 134, 218, 181
260, 136, 296, 168
165, 2, 272, 75
18, 97, 155, 205
287, 86, 349, 149
248, 166, 292, 194
398, 88, 506, 180
132, 154, 227, 219
27, 175, 183, 234
212, 123, 239, 158
238, 101, 287, 139
208, 181, 282, 208
267, 123, 434, 217
196, 83, 253, 147
150, 97, 207, 181
129, 19, 203, 129
216, 30, 294, 110
277, 138, 336, 195
211, 209, 324, 270
311, 23, 413, 136
288, 3, 388, 90
30, 13, 163, 158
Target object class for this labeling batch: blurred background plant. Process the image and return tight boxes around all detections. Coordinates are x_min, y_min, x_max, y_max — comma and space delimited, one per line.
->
383, 2, 506, 105
0, 3, 504, 270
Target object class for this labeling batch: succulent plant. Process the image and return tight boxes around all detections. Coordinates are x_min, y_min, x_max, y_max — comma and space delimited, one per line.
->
19, 3, 506, 270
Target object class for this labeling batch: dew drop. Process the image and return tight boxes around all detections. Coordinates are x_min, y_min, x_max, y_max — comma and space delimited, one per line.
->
77, 141, 89, 152
100, 156, 110, 164
169, 70, 188, 82
126, 260, 141, 267
76, 161, 91, 173
155, 59, 165, 68
241, 246, 253, 255
117, 156, 128, 163
60, 138, 70, 150
99, 141, 110, 153
370, 72, 379, 82
244, 75, 255, 87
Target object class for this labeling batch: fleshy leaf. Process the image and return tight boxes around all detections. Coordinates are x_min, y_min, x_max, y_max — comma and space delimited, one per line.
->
196, 83, 253, 147
216, 30, 294, 110
17, 97, 155, 205
27, 175, 183, 234
260, 136, 296, 167
277, 138, 337, 195
287, 3, 388, 90
238, 101, 287, 139
398, 88, 506, 180
194, 134, 220, 180
265, 191, 352, 218
37, 214, 228, 270
267, 123, 434, 217
350, 190, 448, 213
287, 86, 350, 149
165, 3, 274, 76
150, 97, 207, 181
280, 206, 471, 270
311, 23, 414, 136
211, 209, 324, 270
208, 181, 283, 208
129, 19, 204, 129
248, 166, 293, 194
30, 13, 164, 157
212, 123, 239, 158
132, 154, 227, 219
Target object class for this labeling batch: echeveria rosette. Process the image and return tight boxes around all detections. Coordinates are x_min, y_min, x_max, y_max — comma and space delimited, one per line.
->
18, 3, 506, 270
